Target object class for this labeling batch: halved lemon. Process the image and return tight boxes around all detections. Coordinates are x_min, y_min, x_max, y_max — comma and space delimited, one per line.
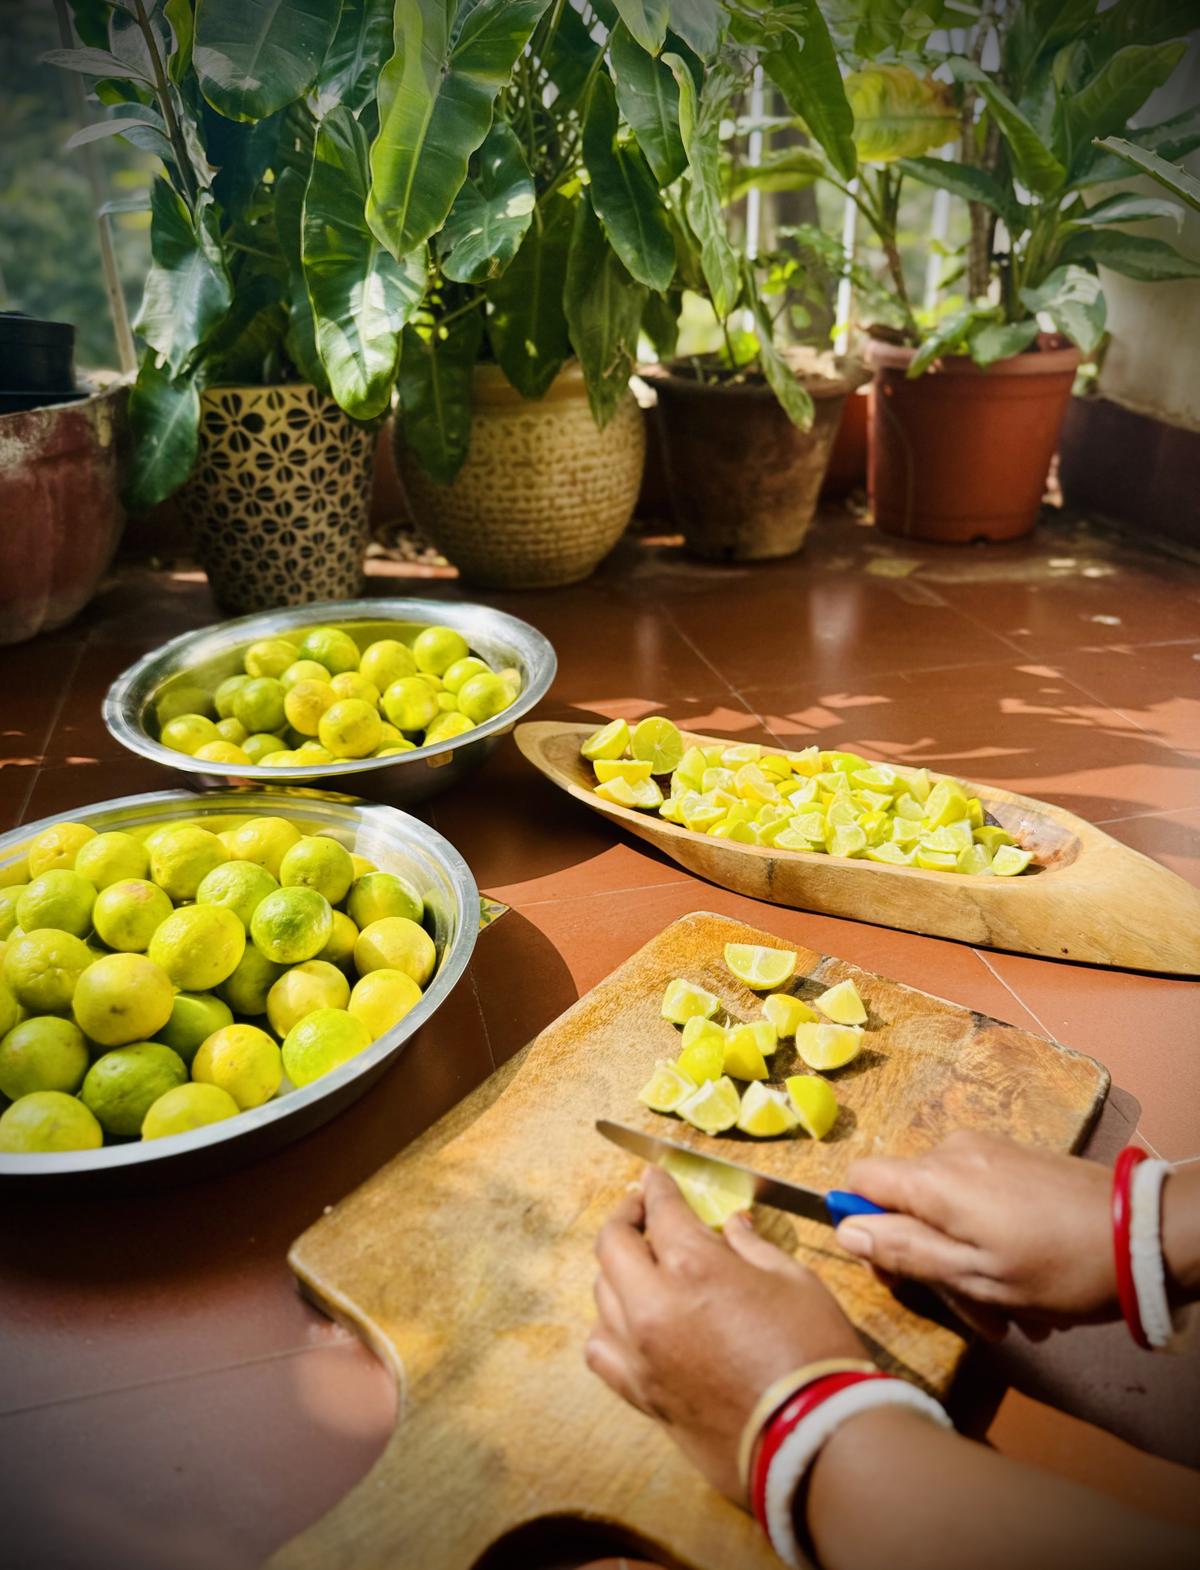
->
638, 1060, 697, 1114
661, 977, 720, 1025
794, 1022, 863, 1071
724, 943, 798, 991
956, 844, 993, 876
786, 1074, 839, 1139
631, 717, 685, 776
762, 993, 819, 1037
581, 718, 630, 761
593, 758, 653, 785
678, 1075, 740, 1134
813, 978, 867, 1026
737, 1082, 798, 1138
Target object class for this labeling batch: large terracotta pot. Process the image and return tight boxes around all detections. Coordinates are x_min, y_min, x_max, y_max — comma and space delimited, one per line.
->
178, 384, 375, 614
867, 340, 1081, 543
652, 358, 850, 561
396, 362, 645, 589
821, 381, 871, 499
0, 385, 126, 645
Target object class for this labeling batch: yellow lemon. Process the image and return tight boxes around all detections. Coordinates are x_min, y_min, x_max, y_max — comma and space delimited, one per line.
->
192, 1024, 282, 1111
413, 625, 469, 677
282, 1008, 371, 1088
148, 904, 246, 991
161, 714, 220, 755
456, 672, 513, 725
813, 978, 867, 1026
661, 977, 720, 1025
279, 837, 355, 905
762, 993, 819, 1037
661, 1148, 754, 1228
227, 816, 302, 878
348, 969, 423, 1040
72, 953, 175, 1047
81, 1042, 188, 1136
266, 960, 351, 1037
0, 1091, 103, 1153
284, 679, 337, 737
281, 659, 331, 691
581, 718, 631, 761
353, 917, 436, 986
637, 1059, 696, 1113
677, 1037, 725, 1085
17, 871, 96, 938
250, 887, 334, 965
722, 1024, 772, 1081
27, 821, 97, 877
442, 656, 490, 694
724, 943, 798, 991
318, 699, 382, 760
359, 639, 417, 691
631, 717, 684, 776
297, 626, 360, 675
149, 824, 228, 901
0, 1016, 89, 1098
194, 741, 253, 766
231, 677, 288, 734
159, 991, 234, 1066
786, 1074, 839, 1139
381, 676, 438, 732
317, 909, 359, 969
0, 975, 21, 1036
215, 718, 248, 745
737, 1081, 799, 1137
330, 672, 381, 707
294, 742, 334, 765
4, 929, 92, 1012
196, 859, 279, 928
243, 638, 298, 679
346, 871, 423, 928
681, 1015, 725, 1049
243, 732, 289, 764
678, 1075, 741, 1134
0, 885, 26, 940
92, 878, 174, 952
793, 1022, 863, 1072
74, 831, 150, 890
217, 944, 286, 1016
142, 1082, 240, 1140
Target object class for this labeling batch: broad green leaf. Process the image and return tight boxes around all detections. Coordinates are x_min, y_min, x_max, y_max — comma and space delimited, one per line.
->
1062, 42, 1188, 168
642, 289, 680, 358
1073, 191, 1183, 228
743, 266, 813, 430
668, 0, 721, 57
303, 107, 427, 421
396, 312, 484, 485
725, 148, 826, 203
485, 195, 575, 399
967, 317, 1040, 367
109, 5, 173, 81
1060, 229, 1200, 282
205, 108, 286, 218
845, 67, 958, 164
664, 53, 737, 318
134, 180, 232, 377
65, 1, 112, 50
1005, 0, 1097, 81
125, 358, 201, 512
368, 0, 552, 261
315, 0, 394, 115
609, 22, 686, 186
199, 266, 288, 384
1020, 264, 1106, 353
275, 163, 327, 391
908, 304, 1000, 377
1078, 106, 1200, 186
823, 0, 949, 62
582, 70, 676, 293
948, 58, 1065, 197
193, 0, 341, 122
1093, 0, 1197, 52
564, 195, 648, 428
1095, 137, 1200, 214
65, 117, 160, 149
543, 0, 602, 105
164, 0, 194, 85
42, 46, 152, 83
437, 119, 536, 284
612, 0, 670, 55
897, 156, 1015, 223
763, 7, 857, 182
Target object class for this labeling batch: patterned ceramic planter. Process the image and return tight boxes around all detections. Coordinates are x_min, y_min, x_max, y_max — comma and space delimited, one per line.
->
178, 384, 375, 613
395, 362, 645, 589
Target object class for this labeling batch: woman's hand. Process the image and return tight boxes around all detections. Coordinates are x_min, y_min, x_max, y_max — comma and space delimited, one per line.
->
587, 1166, 867, 1503
836, 1131, 1117, 1332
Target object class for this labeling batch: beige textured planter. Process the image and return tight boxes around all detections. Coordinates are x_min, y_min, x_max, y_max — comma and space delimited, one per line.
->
396, 362, 645, 589
179, 384, 375, 613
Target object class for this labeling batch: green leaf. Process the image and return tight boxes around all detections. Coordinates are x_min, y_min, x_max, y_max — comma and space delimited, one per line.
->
897, 156, 1016, 224
134, 180, 232, 377
65, 117, 161, 149
582, 70, 676, 294
1060, 229, 1200, 282
485, 195, 575, 399
396, 313, 484, 485
1093, 0, 1197, 52
199, 267, 288, 384
762, 4, 857, 182
663, 54, 737, 318
724, 148, 826, 203
743, 266, 813, 430
1020, 264, 1106, 353
1072, 191, 1183, 228
612, 0, 670, 54
315, 0, 394, 115
609, 22, 686, 186
437, 119, 536, 284
1094, 137, 1200, 215
164, 0, 194, 86
668, 0, 721, 57
967, 317, 1040, 367
193, 0, 341, 122
302, 108, 427, 421
907, 304, 1000, 377
42, 46, 152, 83
1062, 42, 1188, 168
1079, 106, 1200, 186
948, 58, 1065, 196
564, 195, 648, 428
845, 66, 958, 164
641, 289, 680, 358
275, 163, 327, 392
368, 0, 552, 261
125, 358, 201, 512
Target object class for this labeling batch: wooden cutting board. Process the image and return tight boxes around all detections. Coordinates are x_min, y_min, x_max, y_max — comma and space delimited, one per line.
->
275, 913, 1109, 1570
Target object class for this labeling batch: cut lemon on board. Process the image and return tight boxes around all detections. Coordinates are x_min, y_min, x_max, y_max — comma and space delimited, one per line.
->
813, 978, 867, 1026
992, 845, 1033, 876
794, 1022, 863, 1071
595, 776, 663, 810
593, 758, 653, 785
762, 993, 819, 1037
721, 1024, 770, 1081
581, 719, 631, 761
631, 717, 685, 776
677, 1038, 726, 1085
681, 1014, 726, 1049
737, 1082, 799, 1138
786, 1075, 839, 1139
662, 1148, 754, 1228
661, 977, 720, 1025
678, 1075, 740, 1134
724, 943, 798, 991
638, 1060, 697, 1114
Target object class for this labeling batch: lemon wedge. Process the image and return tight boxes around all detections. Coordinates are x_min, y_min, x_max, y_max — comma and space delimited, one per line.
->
721, 1024, 771, 1081
678, 1075, 740, 1134
661, 977, 720, 1025
681, 1014, 725, 1049
973, 825, 1015, 854
724, 943, 798, 990
581, 718, 630, 761
762, 993, 819, 1037
631, 717, 685, 776
992, 844, 1033, 876
595, 776, 663, 810
593, 758, 653, 785
737, 1082, 799, 1138
786, 1074, 839, 1138
794, 1022, 863, 1071
677, 1038, 726, 1085
956, 844, 993, 876
638, 1060, 696, 1113
661, 1149, 754, 1228
813, 978, 867, 1026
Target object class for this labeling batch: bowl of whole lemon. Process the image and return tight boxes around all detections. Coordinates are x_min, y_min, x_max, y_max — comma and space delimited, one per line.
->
104, 598, 557, 806
0, 790, 478, 1187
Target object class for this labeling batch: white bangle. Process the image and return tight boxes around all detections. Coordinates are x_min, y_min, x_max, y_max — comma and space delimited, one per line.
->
763, 1380, 953, 1568
1129, 1159, 1177, 1351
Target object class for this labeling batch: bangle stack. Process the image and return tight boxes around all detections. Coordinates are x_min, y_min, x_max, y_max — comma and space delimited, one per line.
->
1112, 1146, 1177, 1351
740, 1362, 952, 1568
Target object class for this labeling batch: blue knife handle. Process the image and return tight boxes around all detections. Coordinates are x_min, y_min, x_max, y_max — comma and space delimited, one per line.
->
826, 1190, 887, 1226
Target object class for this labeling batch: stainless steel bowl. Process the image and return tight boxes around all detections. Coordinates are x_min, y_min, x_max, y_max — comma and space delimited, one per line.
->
104, 598, 557, 807
0, 790, 479, 1190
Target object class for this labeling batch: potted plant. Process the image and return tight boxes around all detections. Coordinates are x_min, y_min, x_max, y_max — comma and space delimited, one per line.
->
825, 2, 1199, 543
49, 0, 395, 613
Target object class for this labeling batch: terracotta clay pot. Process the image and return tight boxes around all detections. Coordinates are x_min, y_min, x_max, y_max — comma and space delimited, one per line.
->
867, 339, 1081, 543
821, 381, 871, 499
652, 359, 849, 561
396, 362, 645, 590
0, 385, 126, 645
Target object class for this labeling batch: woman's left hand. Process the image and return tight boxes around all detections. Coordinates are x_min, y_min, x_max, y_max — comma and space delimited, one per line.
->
586, 1166, 868, 1503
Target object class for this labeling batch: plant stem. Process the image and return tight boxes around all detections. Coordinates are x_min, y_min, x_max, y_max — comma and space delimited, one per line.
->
133, 0, 198, 206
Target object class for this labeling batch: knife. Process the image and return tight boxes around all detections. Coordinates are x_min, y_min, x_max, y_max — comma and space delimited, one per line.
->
597, 1120, 887, 1228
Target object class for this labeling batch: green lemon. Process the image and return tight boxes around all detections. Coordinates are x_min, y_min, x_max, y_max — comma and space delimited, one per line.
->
282, 1008, 371, 1088
279, 837, 355, 905
317, 909, 358, 970
346, 871, 423, 928
192, 1023, 282, 1110
149, 824, 229, 901
161, 714, 220, 755
155, 683, 214, 727
81, 1042, 187, 1137
74, 831, 150, 890
266, 960, 350, 1037
353, 917, 436, 987
413, 625, 470, 677
27, 822, 97, 877
318, 699, 382, 760
72, 953, 175, 1048
17, 871, 96, 938
0, 1016, 89, 1098
142, 1082, 240, 1140
92, 879, 174, 953
159, 991, 234, 1066
0, 885, 28, 940
250, 887, 334, 965
294, 742, 334, 765
148, 904, 246, 991
231, 677, 288, 735
244, 638, 298, 679
0, 976, 21, 1037
214, 674, 251, 719
196, 859, 279, 928
424, 711, 474, 746
217, 944, 286, 1016
456, 672, 514, 725
297, 626, 360, 675
243, 732, 289, 764
0, 1091, 103, 1153
442, 656, 490, 694
330, 672, 381, 707
381, 677, 438, 733
283, 679, 337, 737
226, 816, 301, 878
359, 639, 416, 691
215, 717, 248, 746
281, 659, 331, 690
4, 929, 92, 1013
348, 969, 423, 1040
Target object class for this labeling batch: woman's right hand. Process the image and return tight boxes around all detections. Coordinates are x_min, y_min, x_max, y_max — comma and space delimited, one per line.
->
835, 1131, 1119, 1332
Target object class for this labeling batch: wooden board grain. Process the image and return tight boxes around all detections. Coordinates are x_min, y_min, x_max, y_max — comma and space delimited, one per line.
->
516, 721, 1200, 976
276, 913, 1109, 1570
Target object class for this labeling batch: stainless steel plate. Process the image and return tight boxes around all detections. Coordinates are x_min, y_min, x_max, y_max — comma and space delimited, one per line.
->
103, 598, 557, 807
0, 789, 479, 1189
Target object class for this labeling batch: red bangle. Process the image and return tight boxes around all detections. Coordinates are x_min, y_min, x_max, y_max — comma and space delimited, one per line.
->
1113, 1146, 1149, 1350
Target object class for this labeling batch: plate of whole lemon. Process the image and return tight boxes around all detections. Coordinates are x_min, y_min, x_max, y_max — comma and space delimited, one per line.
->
0, 792, 477, 1179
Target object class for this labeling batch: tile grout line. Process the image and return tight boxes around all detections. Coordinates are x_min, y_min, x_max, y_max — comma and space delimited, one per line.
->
974, 951, 1055, 1039
15, 637, 90, 825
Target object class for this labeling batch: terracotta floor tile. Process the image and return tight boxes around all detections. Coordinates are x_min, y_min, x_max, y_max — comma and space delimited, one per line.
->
19, 755, 179, 824
1100, 807, 1200, 884
42, 640, 152, 765
1052, 641, 1200, 757
0, 1341, 395, 1570
76, 566, 218, 644
0, 639, 82, 764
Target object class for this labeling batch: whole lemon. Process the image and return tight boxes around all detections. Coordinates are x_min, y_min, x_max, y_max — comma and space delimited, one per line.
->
217, 944, 286, 1016
317, 909, 358, 970
250, 887, 334, 965
227, 816, 301, 878
457, 672, 515, 725
196, 860, 279, 928
282, 1008, 371, 1088
348, 969, 423, 1040
74, 831, 150, 890
279, 837, 355, 905
297, 626, 360, 675
318, 699, 382, 760
142, 1082, 240, 1140
381, 677, 438, 733
214, 674, 251, 718
17, 870, 96, 938
0, 1016, 89, 1098
0, 976, 21, 1037
244, 638, 298, 679
194, 741, 252, 766
281, 659, 331, 690
215, 717, 248, 746
161, 713, 220, 755
425, 711, 474, 746
155, 684, 214, 726
413, 625, 470, 677
0, 1091, 103, 1153
72, 953, 175, 1047
346, 871, 423, 928
193, 1024, 282, 1110
149, 824, 229, 901
243, 733, 289, 764
353, 917, 436, 987
294, 743, 334, 765
148, 904, 246, 991
4, 929, 92, 1013
159, 991, 234, 1066
232, 677, 288, 735
442, 656, 490, 694
92, 878, 174, 953
81, 1042, 187, 1136
27, 821, 97, 877
0, 885, 27, 939
266, 960, 350, 1037
359, 639, 416, 691
283, 679, 337, 738
330, 672, 381, 708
